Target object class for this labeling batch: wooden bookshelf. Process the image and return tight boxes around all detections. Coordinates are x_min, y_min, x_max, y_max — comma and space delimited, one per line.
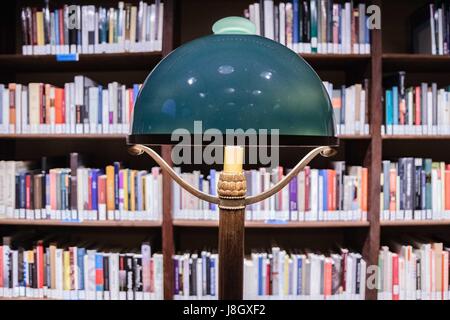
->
0, 219, 162, 228
0, 0, 448, 301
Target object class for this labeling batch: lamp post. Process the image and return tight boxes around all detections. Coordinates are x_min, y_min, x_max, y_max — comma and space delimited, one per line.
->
127, 17, 338, 300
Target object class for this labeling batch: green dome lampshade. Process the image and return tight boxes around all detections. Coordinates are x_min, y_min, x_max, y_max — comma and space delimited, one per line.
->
128, 17, 337, 146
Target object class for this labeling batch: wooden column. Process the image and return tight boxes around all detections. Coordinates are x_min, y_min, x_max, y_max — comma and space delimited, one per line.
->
363, 0, 382, 300
217, 172, 247, 300
161, 145, 174, 300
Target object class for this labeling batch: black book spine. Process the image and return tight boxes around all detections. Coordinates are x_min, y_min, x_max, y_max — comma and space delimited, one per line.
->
15, 175, 20, 209
192, 256, 197, 296
18, 249, 24, 287
206, 255, 211, 296
189, 259, 194, 296
125, 254, 134, 295
103, 255, 110, 292
259, 0, 264, 36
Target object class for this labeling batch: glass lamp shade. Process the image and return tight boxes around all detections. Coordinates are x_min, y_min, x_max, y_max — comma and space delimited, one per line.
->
128, 17, 337, 146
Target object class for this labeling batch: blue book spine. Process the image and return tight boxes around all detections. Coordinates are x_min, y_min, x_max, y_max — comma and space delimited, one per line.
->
20, 173, 26, 209
392, 86, 399, 125
133, 84, 140, 107
365, 16, 370, 46
293, 0, 299, 44
340, 85, 346, 124
297, 257, 302, 295
54, 11, 59, 46
77, 248, 85, 290
92, 169, 99, 211
114, 162, 120, 210
209, 169, 217, 211
320, 170, 328, 211
210, 258, 216, 296
258, 255, 263, 296
46, 174, 50, 208
95, 254, 103, 291
98, 85, 103, 125
386, 90, 393, 125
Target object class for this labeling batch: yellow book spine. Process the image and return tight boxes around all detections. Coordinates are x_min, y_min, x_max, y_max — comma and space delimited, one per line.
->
50, 245, 56, 289
108, 9, 114, 44
284, 255, 289, 296
123, 169, 128, 211
130, 170, 136, 212
106, 165, 115, 211
142, 174, 146, 211
63, 251, 71, 290
36, 12, 44, 45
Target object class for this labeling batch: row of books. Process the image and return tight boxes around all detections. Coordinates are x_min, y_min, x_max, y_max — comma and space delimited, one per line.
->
244, 0, 371, 54
378, 241, 449, 300
412, 3, 450, 56
0, 238, 163, 300
383, 73, 450, 135
324, 80, 370, 136
20, 1, 163, 55
173, 252, 218, 300
0, 77, 140, 134
0, 156, 163, 222
173, 163, 368, 222
172, 247, 366, 300
244, 247, 365, 300
380, 158, 450, 222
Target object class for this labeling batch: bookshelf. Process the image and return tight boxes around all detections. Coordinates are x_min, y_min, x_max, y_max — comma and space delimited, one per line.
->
0, 0, 448, 301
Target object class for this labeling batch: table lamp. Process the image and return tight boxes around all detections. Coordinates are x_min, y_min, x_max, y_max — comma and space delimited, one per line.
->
128, 16, 338, 300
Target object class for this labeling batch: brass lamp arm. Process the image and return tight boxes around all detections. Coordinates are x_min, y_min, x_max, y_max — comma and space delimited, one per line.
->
129, 144, 221, 205
245, 146, 336, 206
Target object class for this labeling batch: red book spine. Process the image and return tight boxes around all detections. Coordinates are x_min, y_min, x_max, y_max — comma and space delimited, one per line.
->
392, 254, 399, 300
445, 168, 450, 210
327, 170, 334, 211
324, 259, 332, 297
25, 174, 31, 210
265, 259, 270, 296
415, 86, 421, 125
37, 242, 44, 288
59, 9, 64, 45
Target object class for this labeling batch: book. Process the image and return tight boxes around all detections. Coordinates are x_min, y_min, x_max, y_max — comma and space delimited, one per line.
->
20, 1, 164, 55
244, 0, 371, 54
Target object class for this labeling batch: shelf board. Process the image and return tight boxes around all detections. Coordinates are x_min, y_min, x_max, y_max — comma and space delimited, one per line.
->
338, 134, 371, 140
173, 219, 369, 228
300, 53, 371, 69
0, 134, 127, 139
383, 135, 450, 140
381, 220, 450, 227
383, 53, 450, 72
0, 219, 162, 227
0, 52, 162, 72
